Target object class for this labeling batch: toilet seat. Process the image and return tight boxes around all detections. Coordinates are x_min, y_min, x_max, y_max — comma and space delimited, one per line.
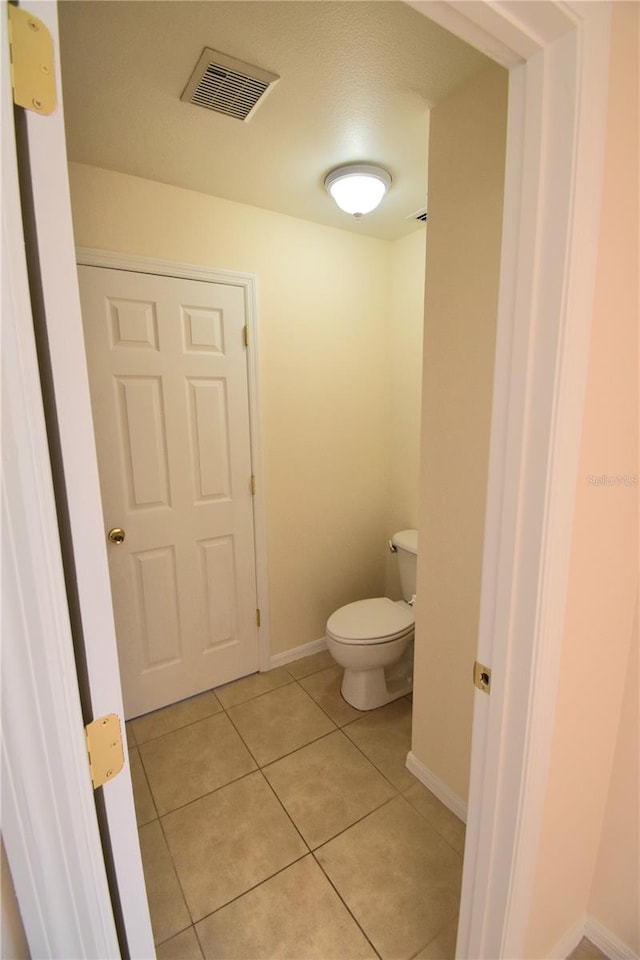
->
326, 597, 414, 645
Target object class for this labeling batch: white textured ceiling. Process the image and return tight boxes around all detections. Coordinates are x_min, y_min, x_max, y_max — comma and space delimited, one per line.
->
58, 1, 489, 241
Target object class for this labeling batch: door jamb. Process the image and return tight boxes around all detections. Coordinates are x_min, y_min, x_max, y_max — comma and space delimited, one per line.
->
75, 247, 272, 673
1, 8, 121, 956
410, 2, 612, 957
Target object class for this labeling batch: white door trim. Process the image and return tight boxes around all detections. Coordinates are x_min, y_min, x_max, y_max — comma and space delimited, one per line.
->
75, 247, 271, 672
1, 5, 121, 955
410, 3, 612, 957
3, 2, 154, 955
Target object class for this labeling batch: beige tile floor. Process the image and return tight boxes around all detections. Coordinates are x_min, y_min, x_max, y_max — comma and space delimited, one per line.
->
127, 651, 467, 960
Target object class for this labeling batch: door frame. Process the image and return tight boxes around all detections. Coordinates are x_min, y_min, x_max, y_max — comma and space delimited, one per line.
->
1, 4, 124, 956
76, 247, 272, 675
2, 1, 612, 957
3, 1, 154, 955
410, 2, 612, 957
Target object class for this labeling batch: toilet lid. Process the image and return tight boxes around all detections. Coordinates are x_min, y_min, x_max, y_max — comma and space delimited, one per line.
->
327, 598, 414, 644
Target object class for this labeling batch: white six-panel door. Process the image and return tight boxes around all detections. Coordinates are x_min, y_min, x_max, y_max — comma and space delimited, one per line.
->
78, 265, 259, 718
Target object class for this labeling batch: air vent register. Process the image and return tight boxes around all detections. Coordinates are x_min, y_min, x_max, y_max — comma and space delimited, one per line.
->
181, 48, 279, 122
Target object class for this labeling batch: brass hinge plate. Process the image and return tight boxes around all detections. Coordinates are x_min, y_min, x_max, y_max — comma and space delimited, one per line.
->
250, 474, 256, 495
85, 714, 124, 789
243, 324, 249, 347
256, 608, 261, 628
473, 661, 492, 695
7, 5, 56, 115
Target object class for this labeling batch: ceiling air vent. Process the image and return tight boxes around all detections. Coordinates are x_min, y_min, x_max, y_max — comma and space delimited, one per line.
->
181, 48, 279, 122
407, 207, 428, 223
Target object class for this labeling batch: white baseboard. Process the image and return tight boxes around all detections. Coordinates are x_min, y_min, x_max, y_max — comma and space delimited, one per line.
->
269, 636, 327, 670
547, 916, 587, 959
547, 914, 638, 960
405, 750, 467, 823
585, 916, 639, 960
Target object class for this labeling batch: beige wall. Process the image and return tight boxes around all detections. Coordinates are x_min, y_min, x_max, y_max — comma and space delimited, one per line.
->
589, 607, 639, 953
524, 3, 639, 954
68, 163, 425, 656
385, 228, 427, 598
410, 63, 507, 802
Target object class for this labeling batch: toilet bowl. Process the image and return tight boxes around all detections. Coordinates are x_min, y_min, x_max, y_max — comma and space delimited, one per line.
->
326, 530, 418, 711
326, 597, 414, 710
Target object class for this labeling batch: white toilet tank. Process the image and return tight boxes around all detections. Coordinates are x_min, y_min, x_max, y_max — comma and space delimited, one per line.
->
391, 529, 418, 601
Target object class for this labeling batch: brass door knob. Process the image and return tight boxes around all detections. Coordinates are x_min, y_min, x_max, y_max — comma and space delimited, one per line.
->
108, 527, 126, 545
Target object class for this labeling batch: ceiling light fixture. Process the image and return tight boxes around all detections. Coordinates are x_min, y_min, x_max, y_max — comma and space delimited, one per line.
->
324, 163, 392, 218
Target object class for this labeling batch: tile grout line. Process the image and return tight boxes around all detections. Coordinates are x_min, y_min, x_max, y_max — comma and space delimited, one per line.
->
131, 704, 224, 747
155, 799, 201, 931
246, 677, 452, 959
192, 921, 206, 960
132, 656, 334, 747
221, 691, 317, 852
338, 703, 418, 796
258, 676, 400, 960
129, 654, 405, 746
142, 680, 301, 941
225, 685, 412, 854
145, 766, 259, 820
406, 908, 461, 960
216, 670, 298, 712
134, 657, 460, 959
221, 679, 355, 856
309, 847, 383, 960
188, 842, 385, 960
309, 792, 400, 852
155, 921, 207, 960
222, 677, 336, 766
133, 744, 160, 825
342, 728, 410, 794
136, 668, 340, 821
151, 813, 193, 946
286, 671, 419, 795
192, 849, 311, 926
137, 667, 410, 826
131, 664, 302, 747
153, 924, 196, 953
140, 664, 338, 951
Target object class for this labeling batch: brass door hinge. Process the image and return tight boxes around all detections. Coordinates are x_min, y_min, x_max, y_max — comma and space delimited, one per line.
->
256, 608, 261, 628
243, 324, 249, 347
250, 474, 256, 495
473, 661, 492, 695
85, 714, 124, 789
7, 5, 56, 115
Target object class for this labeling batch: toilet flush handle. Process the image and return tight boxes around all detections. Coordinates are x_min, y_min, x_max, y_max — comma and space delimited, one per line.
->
388, 540, 398, 553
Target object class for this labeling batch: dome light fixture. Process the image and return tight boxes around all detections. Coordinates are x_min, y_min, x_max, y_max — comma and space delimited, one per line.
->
324, 163, 392, 218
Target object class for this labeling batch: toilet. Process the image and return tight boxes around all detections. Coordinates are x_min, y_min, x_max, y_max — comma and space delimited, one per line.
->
326, 529, 418, 711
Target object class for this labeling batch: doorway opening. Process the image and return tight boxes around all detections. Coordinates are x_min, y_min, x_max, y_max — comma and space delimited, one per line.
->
60, 3, 508, 947
3, 0, 607, 956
